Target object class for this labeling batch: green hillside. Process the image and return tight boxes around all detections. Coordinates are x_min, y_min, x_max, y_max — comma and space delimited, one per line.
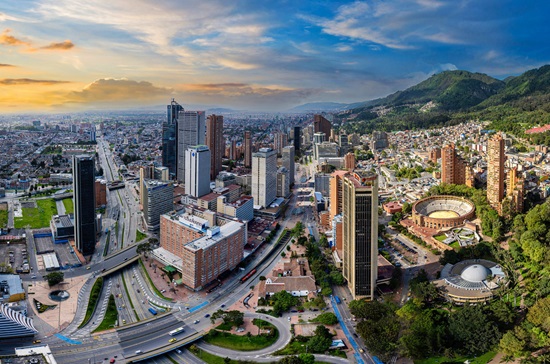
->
340, 65, 550, 138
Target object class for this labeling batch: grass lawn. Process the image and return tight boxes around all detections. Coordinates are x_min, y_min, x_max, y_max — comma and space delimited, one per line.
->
415, 351, 496, 364
93, 294, 118, 332
62, 198, 74, 214
0, 210, 7, 228
203, 329, 279, 351
15, 198, 58, 228
274, 340, 308, 355
450, 241, 461, 249
188, 348, 242, 364
216, 322, 235, 331
434, 234, 446, 242
136, 229, 147, 242
79, 277, 103, 328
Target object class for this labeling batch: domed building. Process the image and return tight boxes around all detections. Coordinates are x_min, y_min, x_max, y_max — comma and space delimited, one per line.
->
434, 259, 506, 304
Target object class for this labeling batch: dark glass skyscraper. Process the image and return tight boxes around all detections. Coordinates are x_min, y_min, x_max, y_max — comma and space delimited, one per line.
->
163, 99, 183, 177
293, 126, 301, 156
73, 155, 96, 256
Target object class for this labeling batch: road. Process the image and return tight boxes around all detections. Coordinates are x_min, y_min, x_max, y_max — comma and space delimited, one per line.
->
45, 161, 304, 362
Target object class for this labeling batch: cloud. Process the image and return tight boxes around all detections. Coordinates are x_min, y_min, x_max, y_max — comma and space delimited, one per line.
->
0, 63, 15, 67
0, 78, 70, 85
40, 40, 74, 50
32, 0, 273, 70
1, 28, 75, 52
0, 29, 30, 47
64, 78, 171, 104
177, 82, 321, 110
302, 0, 479, 49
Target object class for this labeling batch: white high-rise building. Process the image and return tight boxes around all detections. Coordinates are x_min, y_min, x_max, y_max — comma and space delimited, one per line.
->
177, 111, 205, 182
252, 148, 277, 208
282, 145, 295, 186
185, 145, 211, 198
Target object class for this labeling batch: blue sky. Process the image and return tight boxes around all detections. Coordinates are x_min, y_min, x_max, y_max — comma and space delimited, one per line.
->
0, 0, 549, 112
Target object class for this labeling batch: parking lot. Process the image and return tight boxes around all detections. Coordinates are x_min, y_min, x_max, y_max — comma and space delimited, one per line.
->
0, 238, 29, 273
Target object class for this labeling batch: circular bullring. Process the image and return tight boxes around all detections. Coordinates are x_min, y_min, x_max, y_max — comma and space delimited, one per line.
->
412, 195, 475, 230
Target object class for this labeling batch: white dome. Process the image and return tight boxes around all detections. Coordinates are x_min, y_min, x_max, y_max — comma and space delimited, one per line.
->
461, 265, 489, 282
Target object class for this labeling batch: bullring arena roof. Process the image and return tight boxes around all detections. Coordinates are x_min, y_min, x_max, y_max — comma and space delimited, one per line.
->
412, 195, 475, 230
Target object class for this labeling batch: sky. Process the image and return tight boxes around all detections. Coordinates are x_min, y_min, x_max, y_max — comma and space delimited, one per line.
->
0, 0, 549, 113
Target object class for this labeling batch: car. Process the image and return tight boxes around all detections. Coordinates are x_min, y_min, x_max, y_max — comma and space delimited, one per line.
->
359, 349, 365, 353
353, 333, 358, 338
176, 349, 183, 354
221, 304, 225, 308
287, 317, 291, 321
204, 314, 210, 318
124, 257, 128, 261
122, 319, 126, 324
290, 310, 297, 313
33, 339, 41, 344
110, 359, 116, 363
169, 338, 177, 343
86, 266, 91, 270
31, 275, 36, 279
137, 289, 140, 293
194, 320, 200, 324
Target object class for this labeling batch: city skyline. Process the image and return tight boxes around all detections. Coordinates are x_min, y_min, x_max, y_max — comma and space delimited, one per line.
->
1, 0, 549, 113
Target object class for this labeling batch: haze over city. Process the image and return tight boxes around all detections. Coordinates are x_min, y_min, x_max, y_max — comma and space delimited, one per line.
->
1, 0, 549, 112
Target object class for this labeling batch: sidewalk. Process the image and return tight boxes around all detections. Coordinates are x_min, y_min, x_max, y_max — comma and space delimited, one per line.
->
26, 274, 88, 337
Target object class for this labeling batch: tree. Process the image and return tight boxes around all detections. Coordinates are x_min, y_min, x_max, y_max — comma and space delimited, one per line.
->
311, 312, 338, 325
224, 357, 231, 364
44, 271, 64, 287
259, 276, 267, 281
298, 353, 315, 364
210, 309, 244, 327
527, 296, 550, 332
410, 281, 439, 305
272, 290, 298, 315
448, 305, 501, 355
0, 263, 14, 274
329, 270, 345, 286
277, 356, 302, 364
499, 330, 527, 358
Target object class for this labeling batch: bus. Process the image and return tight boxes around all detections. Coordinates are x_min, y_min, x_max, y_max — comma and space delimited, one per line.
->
148, 307, 158, 315
334, 295, 341, 304
168, 327, 185, 336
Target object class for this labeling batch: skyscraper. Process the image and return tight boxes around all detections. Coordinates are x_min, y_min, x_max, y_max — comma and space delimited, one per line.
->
206, 114, 224, 180
139, 165, 155, 207
143, 180, 174, 230
344, 152, 356, 170
252, 148, 277, 208
230, 139, 237, 161
487, 133, 505, 213
282, 146, 295, 186
342, 171, 378, 300
314, 114, 332, 139
441, 143, 467, 185
329, 170, 347, 221
177, 111, 205, 182
273, 132, 287, 154
185, 145, 211, 198
73, 155, 96, 256
293, 126, 301, 156
244, 131, 252, 168
163, 99, 183, 176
